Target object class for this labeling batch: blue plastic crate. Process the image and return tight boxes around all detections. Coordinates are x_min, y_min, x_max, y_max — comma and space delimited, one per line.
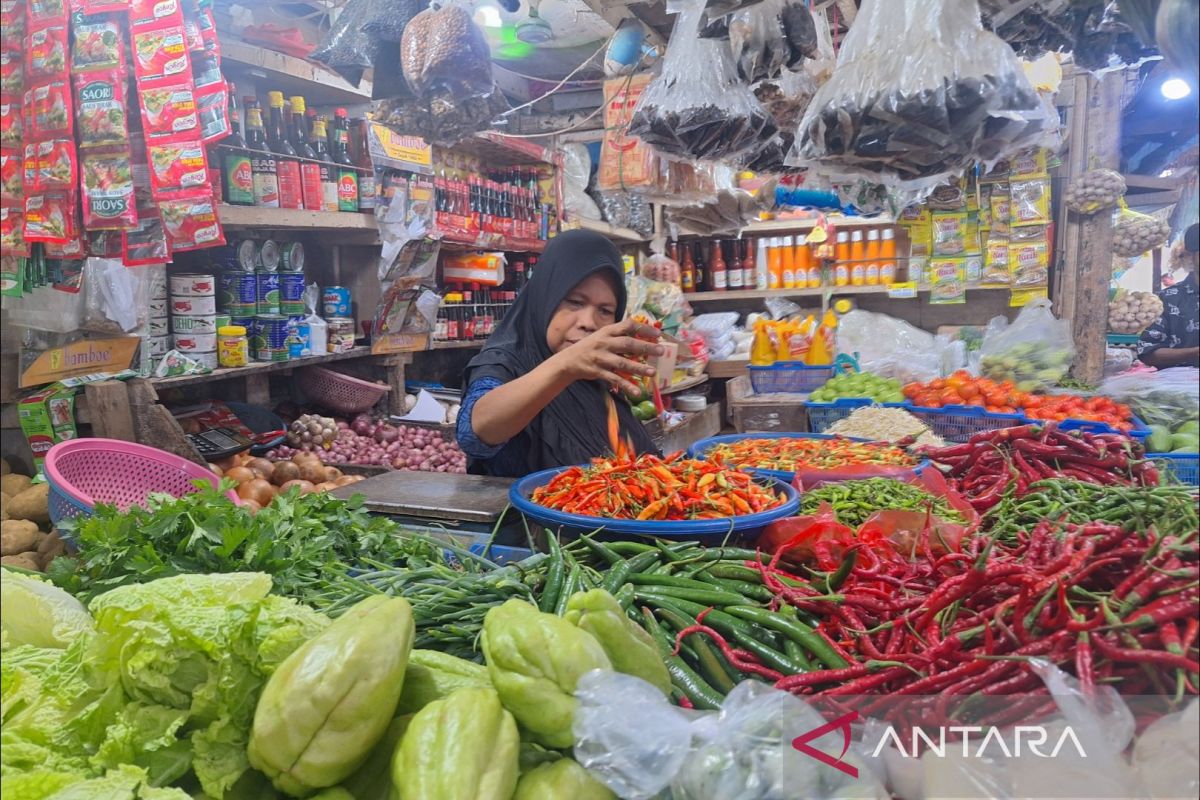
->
803, 398, 908, 433
748, 362, 834, 394
1147, 453, 1199, 486
904, 403, 1029, 444
1057, 414, 1151, 441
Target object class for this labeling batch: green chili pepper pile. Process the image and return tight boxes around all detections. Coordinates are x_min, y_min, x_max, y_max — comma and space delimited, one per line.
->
986, 479, 1200, 544
799, 477, 967, 527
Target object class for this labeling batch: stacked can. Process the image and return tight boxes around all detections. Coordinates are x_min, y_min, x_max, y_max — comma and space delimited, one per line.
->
147, 271, 169, 370
323, 286, 355, 353
170, 274, 218, 370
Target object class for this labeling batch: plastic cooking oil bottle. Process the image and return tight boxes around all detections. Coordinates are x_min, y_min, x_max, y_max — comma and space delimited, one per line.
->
865, 228, 881, 286
834, 231, 850, 287
880, 227, 897, 285
849, 229, 866, 286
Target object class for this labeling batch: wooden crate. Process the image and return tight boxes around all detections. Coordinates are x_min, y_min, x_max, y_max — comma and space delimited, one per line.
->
726, 375, 807, 433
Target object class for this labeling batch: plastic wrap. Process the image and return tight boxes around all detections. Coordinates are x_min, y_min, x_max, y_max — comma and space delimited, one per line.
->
792, 0, 1048, 204
310, 0, 399, 83
374, 84, 507, 147
401, 4, 492, 99
836, 310, 955, 383
1099, 366, 1200, 428
563, 143, 602, 222
641, 252, 681, 284
977, 298, 1073, 390
710, 0, 816, 83
979, 0, 1155, 70
1132, 699, 1200, 800
628, 0, 775, 162
80, 257, 144, 334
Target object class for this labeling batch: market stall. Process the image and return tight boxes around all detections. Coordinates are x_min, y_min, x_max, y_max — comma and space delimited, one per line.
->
2, 0, 1200, 798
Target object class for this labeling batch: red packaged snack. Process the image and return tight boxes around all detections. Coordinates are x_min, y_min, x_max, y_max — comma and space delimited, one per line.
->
45, 230, 85, 258
158, 189, 223, 251
71, 12, 125, 72
74, 68, 131, 148
1, 1, 26, 47
78, 0, 132, 13
87, 228, 125, 257
26, 22, 69, 81
195, 83, 229, 144
122, 210, 171, 265
183, 14, 203, 52
129, 0, 182, 29
21, 143, 38, 195
0, 101, 21, 147
1, 149, 21, 207
139, 80, 199, 141
24, 190, 76, 243
0, 51, 22, 95
81, 149, 137, 230
132, 20, 190, 83
1, 207, 28, 255
32, 78, 74, 139
28, 0, 68, 25
146, 138, 208, 197
38, 138, 77, 188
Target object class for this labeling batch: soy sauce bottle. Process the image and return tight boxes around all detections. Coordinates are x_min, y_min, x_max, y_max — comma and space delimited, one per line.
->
330, 108, 359, 212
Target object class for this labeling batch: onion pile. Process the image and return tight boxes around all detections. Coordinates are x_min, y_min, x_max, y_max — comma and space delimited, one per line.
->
270, 413, 467, 473
286, 414, 338, 450
209, 451, 366, 512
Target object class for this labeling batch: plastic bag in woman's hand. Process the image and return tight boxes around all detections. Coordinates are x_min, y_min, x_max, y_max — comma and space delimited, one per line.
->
629, 0, 775, 162
792, 0, 1050, 204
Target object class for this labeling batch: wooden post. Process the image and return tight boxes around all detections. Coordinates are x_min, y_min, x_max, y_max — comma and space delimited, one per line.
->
84, 381, 136, 442
1059, 70, 1124, 384
126, 379, 206, 465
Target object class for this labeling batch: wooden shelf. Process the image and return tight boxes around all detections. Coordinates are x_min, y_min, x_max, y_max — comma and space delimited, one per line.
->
427, 340, 485, 351
706, 359, 749, 379
685, 285, 896, 303
150, 346, 385, 390
570, 218, 650, 244
661, 374, 707, 395
219, 205, 379, 235
220, 40, 372, 106
676, 215, 895, 238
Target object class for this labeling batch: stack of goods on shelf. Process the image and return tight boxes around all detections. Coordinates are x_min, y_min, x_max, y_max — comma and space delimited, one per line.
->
433, 255, 533, 344
431, 150, 554, 245
168, 272, 217, 369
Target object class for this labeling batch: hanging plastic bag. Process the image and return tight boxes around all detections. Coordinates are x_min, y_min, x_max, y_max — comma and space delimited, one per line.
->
836, 309, 955, 383
628, 0, 775, 163
977, 297, 1073, 390
721, 0, 813, 83
401, 4, 493, 100
1099, 366, 1199, 430
562, 143, 601, 222
792, 0, 1049, 204
311, 0, 420, 85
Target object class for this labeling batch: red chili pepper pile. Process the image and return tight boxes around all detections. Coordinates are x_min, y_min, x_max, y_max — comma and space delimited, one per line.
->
921, 423, 1156, 513
531, 452, 786, 520
707, 437, 918, 473
760, 518, 1198, 707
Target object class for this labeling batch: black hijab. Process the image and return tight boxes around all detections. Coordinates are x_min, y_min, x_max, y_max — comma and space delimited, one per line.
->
464, 229, 659, 475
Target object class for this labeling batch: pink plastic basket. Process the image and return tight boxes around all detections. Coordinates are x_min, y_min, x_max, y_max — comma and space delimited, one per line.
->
44, 438, 237, 527
299, 366, 391, 413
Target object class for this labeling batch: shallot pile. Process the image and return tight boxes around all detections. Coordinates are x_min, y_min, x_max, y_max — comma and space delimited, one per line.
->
270, 413, 467, 473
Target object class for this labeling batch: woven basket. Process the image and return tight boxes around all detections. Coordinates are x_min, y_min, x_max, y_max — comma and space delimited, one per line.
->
299, 366, 391, 413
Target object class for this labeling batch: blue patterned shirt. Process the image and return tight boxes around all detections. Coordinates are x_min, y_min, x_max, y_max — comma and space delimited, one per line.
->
1138, 272, 1199, 360
456, 377, 529, 477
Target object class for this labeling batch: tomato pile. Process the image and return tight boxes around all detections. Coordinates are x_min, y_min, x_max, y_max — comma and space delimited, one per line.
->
903, 370, 1027, 412
707, 437, 918, 473
1023, 393, 1134, 431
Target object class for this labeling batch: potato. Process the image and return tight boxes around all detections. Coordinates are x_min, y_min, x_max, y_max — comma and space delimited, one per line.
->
1, 519, 40, 556
2, 553, 41, 572
8, 484, 49, 525
1, 474, 31, 497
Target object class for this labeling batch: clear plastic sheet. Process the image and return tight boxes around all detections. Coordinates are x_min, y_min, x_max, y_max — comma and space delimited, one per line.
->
791, 0, 1049, 205
977, 298, 1074, 389
836, 309, 958, 383
81, 257, 144, 334
563, 143, 602, 222
629, 0, 775, 163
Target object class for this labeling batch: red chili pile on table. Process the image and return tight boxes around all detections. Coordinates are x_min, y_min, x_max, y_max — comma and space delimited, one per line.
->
920, 423, 1157, 512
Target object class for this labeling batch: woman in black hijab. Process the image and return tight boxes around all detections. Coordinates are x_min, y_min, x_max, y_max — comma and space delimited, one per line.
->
456, 230, 662, 477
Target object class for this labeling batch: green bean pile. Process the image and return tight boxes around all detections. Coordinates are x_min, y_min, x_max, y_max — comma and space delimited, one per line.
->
799, 477, 967, 528
986, 479, 1199, 543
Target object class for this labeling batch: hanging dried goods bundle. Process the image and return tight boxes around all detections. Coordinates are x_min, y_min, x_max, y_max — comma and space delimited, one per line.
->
979, 0, 1156, 70
793, 0, 1049, 199
628, 0, 775, 162
1112, 210, 1171, 257
401, 4, 493, 100
702, 0, 817, 83
1064, 168, 1125, 214
1108, 290, 1163, 334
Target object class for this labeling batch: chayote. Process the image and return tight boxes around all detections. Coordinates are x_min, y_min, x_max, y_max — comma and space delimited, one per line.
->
309, 790, 355, 800
341, 714, 412, 800
248, 596, 415, 797
514, 758, 616, 800
481, 598, 611, 748
392, 687, 519, 800
563, 589, 672, 696
396, 649, 491, 714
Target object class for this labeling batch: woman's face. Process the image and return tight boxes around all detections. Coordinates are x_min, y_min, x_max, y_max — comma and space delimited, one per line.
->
545, 272, 619, 353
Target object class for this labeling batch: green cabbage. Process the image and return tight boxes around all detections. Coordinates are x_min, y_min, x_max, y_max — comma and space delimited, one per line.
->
1, 573, 327, 799
1, 570, 93, 650
0, 765, 190, 800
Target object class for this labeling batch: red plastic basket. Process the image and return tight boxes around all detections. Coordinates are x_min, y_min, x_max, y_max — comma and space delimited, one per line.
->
44, 438, 236, 527
299, 366, 391, 413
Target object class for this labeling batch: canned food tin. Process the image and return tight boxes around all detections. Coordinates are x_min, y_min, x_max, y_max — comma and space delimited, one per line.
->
149, 297, 169, 316
215, 314, 231, 329
322, 286, 351, 318
169, 273, 216, 297
148, 316, 168, 336
256, 239, 280, 272
253, 314, 290, 362
230, 315, 255, 331
219, 272, 257, 310
256, 272, 280, 314
210, 242, 249, 272
278, 242, 305, 272
326, 316, 356, 353
171, 295, 217, 316
237, 239, 259, 272
190, 351, 219, 370
286, 319, 311, 358
171, 314, 218, 334
278, 273, 305, 315
173, 332, 218, 352
148, 335, 171, 357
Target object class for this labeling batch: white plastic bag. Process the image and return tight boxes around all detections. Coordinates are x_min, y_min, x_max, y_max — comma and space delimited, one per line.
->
563, 143, 602, 222
1132, 699, 1200, 800
836, 310, 954, 383
792, 0, 1049, 204
977, 298, 1073, 390
1099, 366, 1200, 429
629, 0, 775, 162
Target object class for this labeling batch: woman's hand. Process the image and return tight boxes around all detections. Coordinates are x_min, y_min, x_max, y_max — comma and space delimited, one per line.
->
551, 319, 664, 395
